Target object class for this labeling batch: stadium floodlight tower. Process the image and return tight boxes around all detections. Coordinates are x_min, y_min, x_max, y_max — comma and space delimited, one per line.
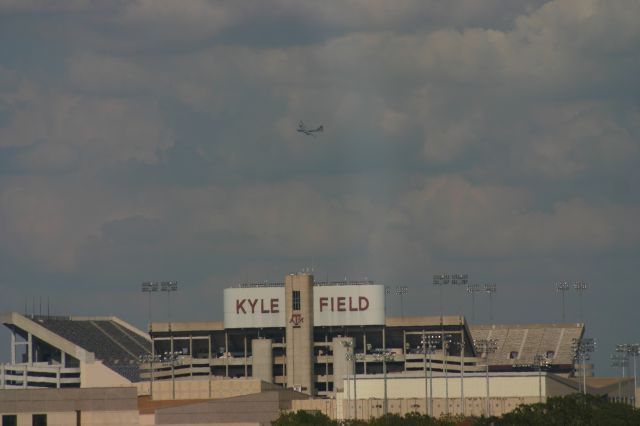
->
162, 350, 184, 400
443, 334, 464, 415
384, 286, 409, 317
372, 348, 395, 416
395, 286, 409, 318
474, 338, 498, 417
533, 354, 548, 403
433, 273, 468, 321
466, 284, 482, 322
343, 340, 366, 420
141, 281, 159, 332
432, 274, 450, 321
160, 281, 178, 329
138, 353, 161, 396
555, 282, 570, 321
482, 284, 497, 321
572, 337, 596, 395
420, 332, 439, 417
616, 344, 640, 405
611, 353, 629, 402
573, 281, 588, 322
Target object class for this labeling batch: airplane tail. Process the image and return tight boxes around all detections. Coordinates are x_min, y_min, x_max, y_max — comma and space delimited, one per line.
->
317, 125, 324, 132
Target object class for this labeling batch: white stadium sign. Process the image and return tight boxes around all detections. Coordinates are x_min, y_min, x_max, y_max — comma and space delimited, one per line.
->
223, 287, 285, 328
314, 285, 385, 326
223, 285, 385, 328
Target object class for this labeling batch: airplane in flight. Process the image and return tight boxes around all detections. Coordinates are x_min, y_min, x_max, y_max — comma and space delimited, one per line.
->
297, 120, 324, 136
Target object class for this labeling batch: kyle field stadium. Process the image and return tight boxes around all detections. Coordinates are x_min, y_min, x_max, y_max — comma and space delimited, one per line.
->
0, 273, 635, 425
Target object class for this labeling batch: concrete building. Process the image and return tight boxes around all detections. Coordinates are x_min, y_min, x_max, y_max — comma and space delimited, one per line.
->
146, 273, 585, 399
333, 372, 636, 419
2, 271, 632, 424
0, 387, 139, 426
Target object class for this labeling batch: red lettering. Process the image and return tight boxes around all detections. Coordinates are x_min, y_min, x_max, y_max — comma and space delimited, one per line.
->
349, 297, 357, 311
236, 299, 246, 314
271, 298, 279, 313
337, 297, 346, 312
331, 297, 335, 311
248, 299, 258, 313
320, 297, 329, 312
359, 297, 369, 311
260, 299, 269, 313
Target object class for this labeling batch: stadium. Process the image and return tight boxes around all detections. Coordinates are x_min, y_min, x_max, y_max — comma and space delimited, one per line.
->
0, 272, 634, 425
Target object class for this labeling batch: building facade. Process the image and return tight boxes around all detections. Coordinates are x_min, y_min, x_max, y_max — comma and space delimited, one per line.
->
147, 273, 581, 398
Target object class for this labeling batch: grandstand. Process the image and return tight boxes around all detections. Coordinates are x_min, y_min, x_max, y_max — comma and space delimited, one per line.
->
469, 323, 584, 372
1, 312, 150, 388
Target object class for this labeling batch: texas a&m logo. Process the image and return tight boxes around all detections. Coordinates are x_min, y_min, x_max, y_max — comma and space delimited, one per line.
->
289, 313, 303, 328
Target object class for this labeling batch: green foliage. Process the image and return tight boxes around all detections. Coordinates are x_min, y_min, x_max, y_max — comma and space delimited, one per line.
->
477, 393, 640, 426
272, 410, 339, 426
272, 395, 640, 426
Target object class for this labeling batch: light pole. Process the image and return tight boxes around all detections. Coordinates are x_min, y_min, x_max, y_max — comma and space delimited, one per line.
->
451, 274, 469, 317
385, 286, 409, 318
611, 353, 629, 402
474, 338, 497, 416
434, 274, 469, 320
466, 284, 482, 322
138, 353, 161, 397
141, 282, 159, 396
373, 348, 395, 416
442, 334, 455, 415
573, 282, 588, 323
572, 338, 596, 395
420, 332, 438, 417
555, 282, 570, 321
444, 337, 464, 415
616, 344, 639, 405
343, 341, 365, 420
141, 282, 159, 332
482, 284, 497, 322
433, 275, 450, 321
395, 286, 408, 318
533, 354, 547, 403
159, 281, 178, 381
160, 281, 178, 329
162, 351, 184, 400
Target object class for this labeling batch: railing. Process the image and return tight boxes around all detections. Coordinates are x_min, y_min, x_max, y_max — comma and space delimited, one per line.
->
0, 363, 81, 389
237, 282, 285, 288
314, 280, 375, 286
235, 280, 376, 288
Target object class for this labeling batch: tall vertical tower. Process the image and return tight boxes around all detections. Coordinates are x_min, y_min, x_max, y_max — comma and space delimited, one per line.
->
285, 272, 314, 395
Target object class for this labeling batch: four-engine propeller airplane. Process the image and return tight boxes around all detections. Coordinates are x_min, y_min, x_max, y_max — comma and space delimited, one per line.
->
297, 120, 324, 136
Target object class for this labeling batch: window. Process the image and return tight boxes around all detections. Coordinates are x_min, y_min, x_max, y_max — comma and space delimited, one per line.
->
292, 290, 301, 311
546, 350, 555, 359
2, 415, 17, 426
32, 414, 47, 426
509, 351, 518, 359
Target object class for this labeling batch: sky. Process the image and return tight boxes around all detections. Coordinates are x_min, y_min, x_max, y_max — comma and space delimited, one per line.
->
0, 0, 639, 375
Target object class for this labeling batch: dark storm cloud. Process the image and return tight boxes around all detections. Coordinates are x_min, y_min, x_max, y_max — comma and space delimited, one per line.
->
0, 0, 639, 373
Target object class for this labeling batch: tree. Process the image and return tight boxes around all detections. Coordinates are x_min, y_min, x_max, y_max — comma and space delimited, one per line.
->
272, 410, 339, 426
474, 394, 640, 426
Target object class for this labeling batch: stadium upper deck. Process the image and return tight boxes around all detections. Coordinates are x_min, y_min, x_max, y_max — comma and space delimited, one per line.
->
1, 273, 584, 395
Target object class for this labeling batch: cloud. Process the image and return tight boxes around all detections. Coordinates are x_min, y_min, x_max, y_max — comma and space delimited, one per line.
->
0, 88, 174, 172
392, 176, 640, 257
119, 0, 233, 44
512, 101, 639, 179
